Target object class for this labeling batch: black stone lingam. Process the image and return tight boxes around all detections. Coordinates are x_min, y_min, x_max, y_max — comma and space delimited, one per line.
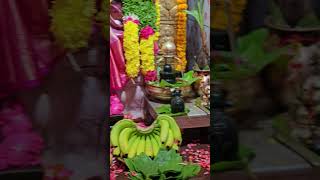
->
160, 64, 176, 84
171, 89, 185, 113
211, 82, 239, 163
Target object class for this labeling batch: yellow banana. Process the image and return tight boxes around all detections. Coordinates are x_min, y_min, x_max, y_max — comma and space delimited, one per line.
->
112, 147, 121, 156
110, 119, 135, 147
119, 127, 135, 155
128, 133, 138, 148
145, 135, 153, 158
159, 119, 169, 145
136, 135, 146, 155
128, 136, 140, 159
150, 135, 160, 157
165, 129, 174, 149
157, 115, 182, 145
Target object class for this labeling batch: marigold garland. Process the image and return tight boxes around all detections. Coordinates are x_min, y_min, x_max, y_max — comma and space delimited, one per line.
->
175, 1, 188, 72
140, 26, 156, 75
123, 15, 140, 78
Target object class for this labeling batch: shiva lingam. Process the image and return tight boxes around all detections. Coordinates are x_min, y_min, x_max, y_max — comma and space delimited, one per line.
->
171, 89, 185, 113
160, 64, 176, 84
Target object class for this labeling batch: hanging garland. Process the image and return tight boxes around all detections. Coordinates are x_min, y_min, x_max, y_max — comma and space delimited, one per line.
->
123, 15, 141, 79
155, 0, 161, 40
140, 26, 156, 75
176, 0, 188, 72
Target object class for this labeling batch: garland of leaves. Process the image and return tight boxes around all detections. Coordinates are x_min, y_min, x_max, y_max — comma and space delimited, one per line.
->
122, 0, 157, 30
50, 0, 96, 51
175, 0, 188, 72
123, 15, 141, 78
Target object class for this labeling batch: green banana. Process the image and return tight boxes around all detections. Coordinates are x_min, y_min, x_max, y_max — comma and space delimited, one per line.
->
136, 135, 146, 155
165, 129, 174, 149
159, 119, 169, 145
158, 115, 182, 145
113, 147, 121, 156
145, 135, 153, 158
152, 133, 161, 147
150, 135, 160, 157
172, 143, 180, 152
128, 133, 138, 148
110, 119, 135, 147
128, 136, 140, 159
119, 127, 135, 155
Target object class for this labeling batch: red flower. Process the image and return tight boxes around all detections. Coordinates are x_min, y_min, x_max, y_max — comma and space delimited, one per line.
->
140, 26, 155, 39
144, 70, 158, 83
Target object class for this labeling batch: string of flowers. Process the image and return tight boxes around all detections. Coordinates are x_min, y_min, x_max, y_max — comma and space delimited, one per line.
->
123, 15, 140, 79
155, 0, 161, 40
140, 26, 156, 75
176, 0, 188, 72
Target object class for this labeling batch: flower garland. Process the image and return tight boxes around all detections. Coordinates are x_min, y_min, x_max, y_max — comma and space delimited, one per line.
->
176, 0, 188, 72
123, 15, 140, 79
155, 0, 161, 39
140, 26, 156, 75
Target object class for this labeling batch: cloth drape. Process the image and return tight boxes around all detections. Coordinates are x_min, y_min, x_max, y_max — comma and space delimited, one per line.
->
0, 0, 54, 98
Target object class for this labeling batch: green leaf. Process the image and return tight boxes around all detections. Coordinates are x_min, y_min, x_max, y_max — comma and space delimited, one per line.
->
155, 105, 190, 117
124, 159, 136, 172
154, 149, 183, 173
127, 154, 159, 178
179, 164, 201, 179
181, 71, 199, 85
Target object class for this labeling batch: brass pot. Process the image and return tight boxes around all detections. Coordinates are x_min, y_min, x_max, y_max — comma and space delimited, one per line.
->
145, 82, 195, 102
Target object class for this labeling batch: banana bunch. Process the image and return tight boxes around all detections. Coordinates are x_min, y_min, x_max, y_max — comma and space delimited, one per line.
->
110, 115, 182, 159
212, 0, 247, 32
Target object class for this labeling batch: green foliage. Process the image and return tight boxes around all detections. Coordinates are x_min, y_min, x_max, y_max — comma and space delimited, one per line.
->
148, 71, 199, 88
213, 29, 286, 80
185, 0, 205, 31
50, 0, 96, 51
122, 0, 157, 30
125, 149, 201, 180
155, 105, 190, 117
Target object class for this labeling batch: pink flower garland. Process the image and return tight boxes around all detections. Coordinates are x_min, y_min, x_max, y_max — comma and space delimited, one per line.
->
0, 102, 44, 170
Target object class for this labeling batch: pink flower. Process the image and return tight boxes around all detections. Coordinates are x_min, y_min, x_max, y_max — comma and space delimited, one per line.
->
124, 16, 140, 25
144, 70, 158, 83
2, 132, 44, 166
110, 95, 124, 115
140, 26, 155, 39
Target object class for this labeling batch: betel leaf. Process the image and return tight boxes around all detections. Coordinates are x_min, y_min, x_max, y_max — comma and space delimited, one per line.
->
178, 164, 202, 179
154, 149, 183, 173
181, 71, 198, 83
124, 159, 136, 172
125, 149, 201, 180
125, 153, 159, 178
